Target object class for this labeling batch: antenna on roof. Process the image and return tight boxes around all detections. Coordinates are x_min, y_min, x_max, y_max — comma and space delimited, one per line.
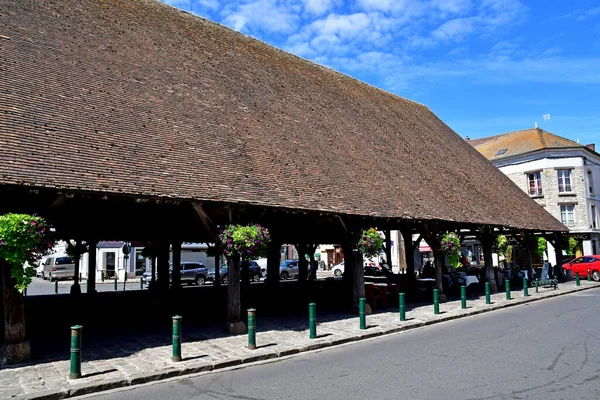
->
543, 113, 551, 122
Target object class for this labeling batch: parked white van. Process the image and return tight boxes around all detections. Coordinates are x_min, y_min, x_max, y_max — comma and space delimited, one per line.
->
42, 255, 75, 281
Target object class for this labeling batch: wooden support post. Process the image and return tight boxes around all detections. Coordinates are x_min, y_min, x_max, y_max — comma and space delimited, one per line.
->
266, 240, 281, 288
480, 226, 498, 293
171, 241, 182, 290
296, 244, 309, 283
157, 242, 170, 292
87, 240, 98, 294
226, 253, 246, 334
213, 246, 221, 288
308, 244, 318, 281
384, 230, 393, 273
70, 240, 82, 295
553, 232, 566, 282
0, 260, 30, 366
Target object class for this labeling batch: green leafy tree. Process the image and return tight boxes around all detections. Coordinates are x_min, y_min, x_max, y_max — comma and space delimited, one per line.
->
567, 237, 577, 255
0, 213, 54, 292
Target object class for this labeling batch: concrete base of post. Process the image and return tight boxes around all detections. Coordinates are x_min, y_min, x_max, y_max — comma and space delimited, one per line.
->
226, 321, 247, 335
0, 341, 30, 366
70, 284, 81, 295
350, 303, 372, 315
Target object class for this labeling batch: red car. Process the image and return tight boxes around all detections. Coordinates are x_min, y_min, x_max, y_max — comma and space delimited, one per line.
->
563, 255, 600, 281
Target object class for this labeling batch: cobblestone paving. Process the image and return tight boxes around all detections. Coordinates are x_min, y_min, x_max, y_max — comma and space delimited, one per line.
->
2, 280, 598, 399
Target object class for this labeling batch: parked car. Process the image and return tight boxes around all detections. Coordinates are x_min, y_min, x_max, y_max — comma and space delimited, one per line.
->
142, 262, 208, 285
331, 261, 344, 277
260, 259, 313, 280
42, 255, 75, 281
563, 255, 600, 281
207, 261, 262, 284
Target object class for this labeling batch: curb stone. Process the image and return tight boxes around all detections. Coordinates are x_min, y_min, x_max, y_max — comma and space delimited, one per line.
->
9, 282, 600, 400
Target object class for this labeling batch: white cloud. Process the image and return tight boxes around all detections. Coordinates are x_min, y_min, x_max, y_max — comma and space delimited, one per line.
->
302, 0, 336, 16
221, 0, 301, 34
431, 17, 476, 41
432, 0, 472, 15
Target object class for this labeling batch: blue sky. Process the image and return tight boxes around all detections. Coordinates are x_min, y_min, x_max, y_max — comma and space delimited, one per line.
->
162, 0, 600, 145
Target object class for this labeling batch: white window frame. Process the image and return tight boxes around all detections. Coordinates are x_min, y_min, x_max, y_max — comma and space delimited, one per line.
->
557, 169, 572, 193
560, 204, 576, 227
592, 204, 598, 229
589, 170, 595, 195
527, 171, 542, 196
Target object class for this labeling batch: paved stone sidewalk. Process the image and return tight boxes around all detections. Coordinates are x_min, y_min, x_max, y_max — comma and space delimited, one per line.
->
2, 280, 599, 399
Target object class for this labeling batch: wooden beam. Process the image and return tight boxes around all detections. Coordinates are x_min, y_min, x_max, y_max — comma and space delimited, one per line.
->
191, 202, 219, 242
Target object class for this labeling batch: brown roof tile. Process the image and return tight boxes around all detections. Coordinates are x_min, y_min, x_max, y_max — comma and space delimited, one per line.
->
0, 0, 565, 231
471, 128, 586, 160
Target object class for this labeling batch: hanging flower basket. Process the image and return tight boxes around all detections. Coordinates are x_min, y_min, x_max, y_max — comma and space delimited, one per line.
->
358, 228, 383, 259
219, 224, 270, 260
441, 232, 461, 268
0, 213, 55, 292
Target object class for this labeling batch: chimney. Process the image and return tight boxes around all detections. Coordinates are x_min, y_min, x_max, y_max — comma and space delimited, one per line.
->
586, 144, 596, 152
465, 136, 470, 141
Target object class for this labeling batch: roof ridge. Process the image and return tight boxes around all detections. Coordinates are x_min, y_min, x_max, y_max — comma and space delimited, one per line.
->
151, 0, 429, 110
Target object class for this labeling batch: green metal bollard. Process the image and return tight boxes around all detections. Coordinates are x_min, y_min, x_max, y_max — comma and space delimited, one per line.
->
86, 278, 89, 293
309, 303, 317, 339
55, 280, 58, 294
172, 315, 182, 361
123, 273, 127, 291
523, 278, 529, 297
485, 282, 491, 304
505, 279, 511, 300
576, 272, 580, 286
588, 269, 591, 282
24, 287, 27, 297
101, 270, 105, 282
114, 276, 117, 291
247, 309, 257, 349
359, 298, 366, 330
535, 279, 539, 293
79, 272, 82, 282
461, 285, 467, 309
433, 289, 439, 315
399, 293, 406, 321
140, 278, 143, 290
69, 325, 82, 379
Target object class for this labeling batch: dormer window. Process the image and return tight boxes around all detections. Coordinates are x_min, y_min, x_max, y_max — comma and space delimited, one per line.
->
557, 169, 572, 193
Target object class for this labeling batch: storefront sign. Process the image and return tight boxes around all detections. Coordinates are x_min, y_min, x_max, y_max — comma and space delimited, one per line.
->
569, 233, 590, 241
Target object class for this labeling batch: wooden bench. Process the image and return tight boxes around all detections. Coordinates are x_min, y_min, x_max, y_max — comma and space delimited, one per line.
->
535, 279, 558, 291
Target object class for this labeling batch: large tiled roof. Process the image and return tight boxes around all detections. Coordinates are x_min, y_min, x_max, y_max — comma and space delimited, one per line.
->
470, 128, 587, 161
0, 0, 566, 231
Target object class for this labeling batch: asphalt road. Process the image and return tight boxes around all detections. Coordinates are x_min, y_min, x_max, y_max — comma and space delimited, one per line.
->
25, 271, 337, 295
91, 288, 600, 400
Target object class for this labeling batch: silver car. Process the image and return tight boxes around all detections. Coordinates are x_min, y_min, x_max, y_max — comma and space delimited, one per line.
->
142, 262, 208, 286
42, 256, 75, 281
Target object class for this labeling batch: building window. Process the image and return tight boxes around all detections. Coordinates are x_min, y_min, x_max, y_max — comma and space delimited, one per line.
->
593, 204, 598, 229
557, 169, 572, 193
528, 171, 542, 196
560, 205, 576, 227
589, 170, 594, 195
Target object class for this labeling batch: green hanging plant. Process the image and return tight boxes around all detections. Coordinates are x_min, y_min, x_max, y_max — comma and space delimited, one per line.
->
357, 228, 384, 258
567, 237, 577, 255
441, 232, 461, 268
536, 237, 547, 258
219, 224, 271, 260
0, 213, 55, 292
496, 235, 513, 264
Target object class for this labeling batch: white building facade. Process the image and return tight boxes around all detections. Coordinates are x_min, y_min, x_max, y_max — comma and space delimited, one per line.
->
471, 128, 600, 265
